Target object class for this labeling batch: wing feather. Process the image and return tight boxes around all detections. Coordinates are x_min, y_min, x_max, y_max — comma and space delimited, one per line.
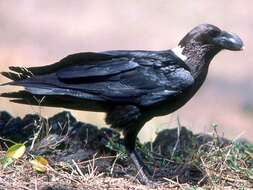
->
57, 58, 138, 80
2, 50, 194, 106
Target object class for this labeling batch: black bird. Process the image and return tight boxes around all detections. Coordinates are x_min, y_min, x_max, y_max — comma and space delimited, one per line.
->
1, 24, 243, 184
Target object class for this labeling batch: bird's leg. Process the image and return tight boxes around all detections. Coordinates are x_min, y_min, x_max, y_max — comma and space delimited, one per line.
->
124, 129, 151, 184
128, 149, 150, 184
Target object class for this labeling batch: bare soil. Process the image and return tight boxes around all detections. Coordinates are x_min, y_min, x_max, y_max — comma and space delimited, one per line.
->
0, 111, 252, 190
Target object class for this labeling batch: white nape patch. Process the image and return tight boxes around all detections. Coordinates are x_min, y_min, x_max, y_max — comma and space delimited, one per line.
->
172, 46, 187, 61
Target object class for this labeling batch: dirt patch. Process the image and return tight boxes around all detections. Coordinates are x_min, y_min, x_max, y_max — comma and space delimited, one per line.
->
0, 111, 252, 189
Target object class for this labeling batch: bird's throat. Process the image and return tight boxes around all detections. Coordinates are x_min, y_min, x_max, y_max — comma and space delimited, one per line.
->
181, 42, 221, 78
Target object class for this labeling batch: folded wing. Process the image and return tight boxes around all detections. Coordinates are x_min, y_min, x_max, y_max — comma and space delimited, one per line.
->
2, 51, 194, 107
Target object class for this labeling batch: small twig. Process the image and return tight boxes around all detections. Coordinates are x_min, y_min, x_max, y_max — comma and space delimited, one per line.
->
217, 145, 233, 183
0, 137, 17, 145
48, 165, 83, 184
79, 155, 117, 165
163, 177, 184, 189
29, 121, 43, 151
200, 156, 215, 187
110, 153, 120, 175
87, 153, 98, 178
72, 159, 85, 178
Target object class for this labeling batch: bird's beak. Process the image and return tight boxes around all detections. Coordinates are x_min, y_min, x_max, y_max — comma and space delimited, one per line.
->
212, 31, 244, 51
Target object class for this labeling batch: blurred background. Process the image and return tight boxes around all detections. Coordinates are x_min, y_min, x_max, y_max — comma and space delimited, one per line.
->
0, 1, 252, 142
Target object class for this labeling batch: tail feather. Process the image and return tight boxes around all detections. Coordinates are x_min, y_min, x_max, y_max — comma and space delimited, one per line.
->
9, 66, 33, 75
1, 65, 34, 82
0, 91, 108, 112
1, 91, 29, 99
1, 91, 42, 105
2, 65, 51, 82
1, 71, 27, 81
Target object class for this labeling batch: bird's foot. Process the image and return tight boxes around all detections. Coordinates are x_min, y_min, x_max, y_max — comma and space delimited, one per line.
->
128, 150, 155, 185
137, 176, 161, 188
135, 166, 151, 185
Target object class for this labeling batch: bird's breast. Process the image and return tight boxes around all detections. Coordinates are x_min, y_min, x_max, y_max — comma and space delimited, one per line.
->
143, 70, 208, 119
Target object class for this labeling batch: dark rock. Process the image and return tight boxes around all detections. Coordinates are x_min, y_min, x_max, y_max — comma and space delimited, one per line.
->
68, 122, 99, 146
22, 114, 41, 126
48, 111, 76, 135
0, 117, 23, 141
151, 127, 197, 159
0, 111, 43, 141
22, 114, 47, 138
0, 111, 13, 124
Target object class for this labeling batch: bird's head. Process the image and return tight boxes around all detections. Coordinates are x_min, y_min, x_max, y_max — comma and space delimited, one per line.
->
172, 24, 244, 76
179, 24, 244, 51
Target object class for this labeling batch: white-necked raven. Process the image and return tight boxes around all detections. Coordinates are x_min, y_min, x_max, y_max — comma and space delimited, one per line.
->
1, 24, 243, 184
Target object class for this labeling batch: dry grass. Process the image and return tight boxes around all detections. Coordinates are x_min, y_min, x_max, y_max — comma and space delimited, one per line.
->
0, 112, 252, 190
0, 151, 187, 190
1, 139, 252, 190
197, 141, 253, 189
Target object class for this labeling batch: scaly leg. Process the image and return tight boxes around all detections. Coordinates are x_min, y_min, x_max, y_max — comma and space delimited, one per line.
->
128, 149, 151, 184
124, 128, 152, 184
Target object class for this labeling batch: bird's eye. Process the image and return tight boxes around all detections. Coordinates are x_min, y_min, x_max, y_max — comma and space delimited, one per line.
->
209, 30, 220, 37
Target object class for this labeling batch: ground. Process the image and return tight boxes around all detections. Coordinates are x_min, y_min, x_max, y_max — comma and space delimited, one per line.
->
0, 111, 252, 190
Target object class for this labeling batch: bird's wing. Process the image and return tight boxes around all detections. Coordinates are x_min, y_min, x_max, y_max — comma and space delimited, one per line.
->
56, 58, 139, 80
2, 51, 194, 106
1, 52, 115, 80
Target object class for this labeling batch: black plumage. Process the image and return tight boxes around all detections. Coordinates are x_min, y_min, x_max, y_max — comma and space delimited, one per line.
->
1, 24, 243, 184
